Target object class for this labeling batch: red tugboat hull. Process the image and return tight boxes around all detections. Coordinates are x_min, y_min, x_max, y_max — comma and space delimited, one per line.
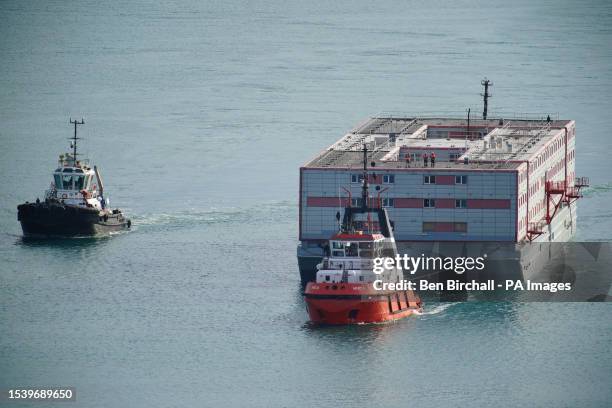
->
304, 282, 421, 325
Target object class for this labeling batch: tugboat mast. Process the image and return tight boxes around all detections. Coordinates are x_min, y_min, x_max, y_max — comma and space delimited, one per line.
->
69, 118, 84, 165
361, 144, 369, 209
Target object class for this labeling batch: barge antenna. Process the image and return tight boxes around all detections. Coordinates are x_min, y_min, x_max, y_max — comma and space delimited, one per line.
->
481, 78, 493, 119
467, 108, 471, 141
69, 118, 85, 164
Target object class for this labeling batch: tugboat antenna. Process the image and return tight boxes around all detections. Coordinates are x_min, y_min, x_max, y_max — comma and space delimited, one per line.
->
361, 144, 369, 209
69, 118, 85, 164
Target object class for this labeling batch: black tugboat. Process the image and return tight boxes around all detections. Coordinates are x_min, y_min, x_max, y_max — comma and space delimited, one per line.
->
17, 119, 131, 237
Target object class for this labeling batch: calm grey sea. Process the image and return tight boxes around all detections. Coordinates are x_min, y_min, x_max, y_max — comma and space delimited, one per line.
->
1, 0, 611, 407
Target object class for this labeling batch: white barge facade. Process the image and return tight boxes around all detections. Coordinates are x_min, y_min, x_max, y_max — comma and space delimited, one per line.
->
298, 116, 587, 283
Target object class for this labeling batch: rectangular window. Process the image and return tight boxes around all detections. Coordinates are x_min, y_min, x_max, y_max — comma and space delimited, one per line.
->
62, 175, 73, 190
449, 153, 460, 162
332, 241, 344, 250
422, 222, 436, 232
455, 199, 467, 208
383, 174, 395, 184
351, 174, 365, 183
424, 175, 436, 184
53, 174, 62, 189
74, 175, 85, 190
382, 198, 394, 207
424, 199, 436, 208
351, 198, 363, 207
455, 175, 467, 184
453, 222, 467, 232
84, 175, 92, 190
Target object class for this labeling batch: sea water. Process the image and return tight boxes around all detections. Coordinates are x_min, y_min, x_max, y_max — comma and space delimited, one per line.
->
1, 1, 611, 407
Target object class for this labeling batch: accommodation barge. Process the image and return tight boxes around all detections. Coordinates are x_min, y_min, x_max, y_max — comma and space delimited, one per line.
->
298, 115, 587, 284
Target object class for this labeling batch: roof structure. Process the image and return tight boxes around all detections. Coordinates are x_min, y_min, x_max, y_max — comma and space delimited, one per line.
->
305, 116, 572, 171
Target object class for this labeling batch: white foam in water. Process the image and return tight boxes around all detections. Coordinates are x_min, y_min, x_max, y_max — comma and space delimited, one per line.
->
415, 303, 457, 316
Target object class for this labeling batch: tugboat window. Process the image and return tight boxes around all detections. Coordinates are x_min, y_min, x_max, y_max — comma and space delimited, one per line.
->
359, 249, 373, 257
54, 174, 62, 189
74, 175, 85, 190
332, 250, 344, 257
62, 175, 73, 189
346, 243, 358, 257
84, 175, 92, 190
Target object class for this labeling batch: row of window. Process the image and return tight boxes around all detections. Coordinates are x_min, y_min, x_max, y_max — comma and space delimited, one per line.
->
53, 174, 92, 191
529, 130, 574, 175
351, 198, 469, 208
424, 175, 467, 184
422, 222, 467, 233
351, 198, 397, 207
350, 174, 395, 184
424, 199, 467, 208
351, 174, 468, 185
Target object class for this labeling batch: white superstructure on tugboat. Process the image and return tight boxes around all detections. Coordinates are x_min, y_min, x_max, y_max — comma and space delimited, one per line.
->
17, 119, 131, 237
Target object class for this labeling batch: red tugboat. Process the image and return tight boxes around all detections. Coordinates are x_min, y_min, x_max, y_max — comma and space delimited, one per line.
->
304, 145, 422, 325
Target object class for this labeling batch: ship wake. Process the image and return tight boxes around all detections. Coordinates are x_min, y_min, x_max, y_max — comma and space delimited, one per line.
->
414, 302, 458, 316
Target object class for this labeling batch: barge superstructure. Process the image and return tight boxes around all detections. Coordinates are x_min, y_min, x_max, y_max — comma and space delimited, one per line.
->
298, 114, 587, 283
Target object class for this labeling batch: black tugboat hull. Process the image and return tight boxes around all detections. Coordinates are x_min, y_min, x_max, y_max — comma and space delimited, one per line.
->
17, 202, 130, 237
